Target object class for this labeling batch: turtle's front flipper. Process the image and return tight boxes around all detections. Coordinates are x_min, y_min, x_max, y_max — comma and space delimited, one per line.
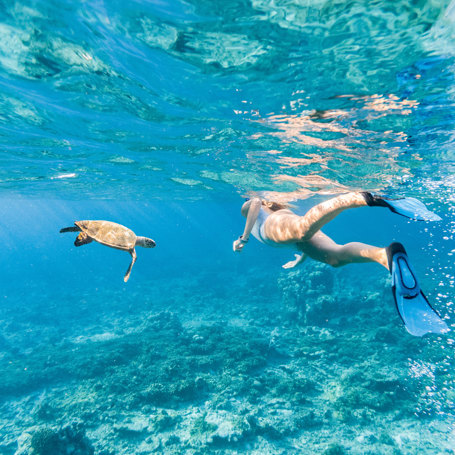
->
74, 232, 93, 247
60, 226, 81, 233
124, 249, 137, 283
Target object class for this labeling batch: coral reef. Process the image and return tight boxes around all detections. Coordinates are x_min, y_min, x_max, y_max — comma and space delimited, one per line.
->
15, 424, 93, 455
1, 265, 454, 454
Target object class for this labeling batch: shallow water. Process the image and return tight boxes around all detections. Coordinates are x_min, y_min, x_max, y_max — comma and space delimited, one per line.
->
1, 1, 455, 454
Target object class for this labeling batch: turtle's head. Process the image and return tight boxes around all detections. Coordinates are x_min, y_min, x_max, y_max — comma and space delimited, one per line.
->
136, 236, 156, 248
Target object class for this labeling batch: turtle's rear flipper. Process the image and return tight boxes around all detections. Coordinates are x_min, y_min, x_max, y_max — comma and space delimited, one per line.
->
60, 226, 81, 233
74, 232, 93, 247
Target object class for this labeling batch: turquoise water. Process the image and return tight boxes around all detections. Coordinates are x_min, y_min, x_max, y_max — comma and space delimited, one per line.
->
1, 0, 455, 453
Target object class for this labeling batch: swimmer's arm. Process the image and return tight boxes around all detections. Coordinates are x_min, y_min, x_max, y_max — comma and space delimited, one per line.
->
233, 197, 261, 252
282, 253, 307, 269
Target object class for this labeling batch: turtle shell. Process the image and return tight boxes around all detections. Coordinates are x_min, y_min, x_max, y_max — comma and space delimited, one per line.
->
75, 220, 136, 250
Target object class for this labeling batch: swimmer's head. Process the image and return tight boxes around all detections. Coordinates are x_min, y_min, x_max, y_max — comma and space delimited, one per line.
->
262, 200, 289, 212
241, 198, 288, 217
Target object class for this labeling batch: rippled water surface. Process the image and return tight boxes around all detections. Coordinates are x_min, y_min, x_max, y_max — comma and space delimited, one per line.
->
0, 0, 454, 201
1, 1, 455, 454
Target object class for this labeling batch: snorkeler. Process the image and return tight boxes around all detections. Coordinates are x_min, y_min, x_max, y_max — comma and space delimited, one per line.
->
233, 192, 449, 337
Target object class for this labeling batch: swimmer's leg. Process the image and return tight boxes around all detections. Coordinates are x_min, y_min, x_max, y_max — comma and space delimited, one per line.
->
273, 191, 440, 244
296, 192, 368, 241
264, 192, 440, 245
264, 192, 368, 244
301, 231, 389, 269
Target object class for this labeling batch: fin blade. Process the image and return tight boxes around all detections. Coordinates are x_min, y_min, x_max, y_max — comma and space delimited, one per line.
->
384, 197, 441, 221
395, 291, 449, 336
389, 244, 449, 336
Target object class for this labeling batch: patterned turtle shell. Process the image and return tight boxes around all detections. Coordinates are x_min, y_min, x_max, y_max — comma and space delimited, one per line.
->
75, 220, 136, 250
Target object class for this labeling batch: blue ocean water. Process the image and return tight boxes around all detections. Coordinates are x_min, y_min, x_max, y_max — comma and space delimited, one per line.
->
1, 0, 455, 453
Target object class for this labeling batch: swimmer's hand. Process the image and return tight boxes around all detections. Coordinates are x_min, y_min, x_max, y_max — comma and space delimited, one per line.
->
282, 253, 306, 269
233, 236, 248, 252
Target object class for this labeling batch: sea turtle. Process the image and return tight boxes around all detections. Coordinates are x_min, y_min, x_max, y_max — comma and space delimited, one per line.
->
60, 220, 156, 282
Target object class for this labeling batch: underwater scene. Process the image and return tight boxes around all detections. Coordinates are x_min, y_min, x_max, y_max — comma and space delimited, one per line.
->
1, 0, 455, 454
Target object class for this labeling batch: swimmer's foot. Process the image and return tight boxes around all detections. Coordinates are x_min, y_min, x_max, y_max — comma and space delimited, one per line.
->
386, 242, 449, 336
361, 192, 441, 221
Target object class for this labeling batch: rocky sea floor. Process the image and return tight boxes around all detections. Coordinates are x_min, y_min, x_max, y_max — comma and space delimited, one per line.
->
1, 263, 454, 454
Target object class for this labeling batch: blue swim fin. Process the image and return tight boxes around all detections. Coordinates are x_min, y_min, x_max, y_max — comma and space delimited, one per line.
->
386, 242, 449, 336
361, 192, 441, 221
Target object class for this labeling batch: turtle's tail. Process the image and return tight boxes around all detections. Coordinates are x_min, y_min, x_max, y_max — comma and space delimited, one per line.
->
60, 226, 80, 233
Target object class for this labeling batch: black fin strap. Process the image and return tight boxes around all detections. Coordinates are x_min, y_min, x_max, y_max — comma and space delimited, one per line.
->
360, 192, 389, 208
386, 242, 407, 271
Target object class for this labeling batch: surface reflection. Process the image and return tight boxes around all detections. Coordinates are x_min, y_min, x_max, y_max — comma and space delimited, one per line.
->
244, 93, 418, 201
